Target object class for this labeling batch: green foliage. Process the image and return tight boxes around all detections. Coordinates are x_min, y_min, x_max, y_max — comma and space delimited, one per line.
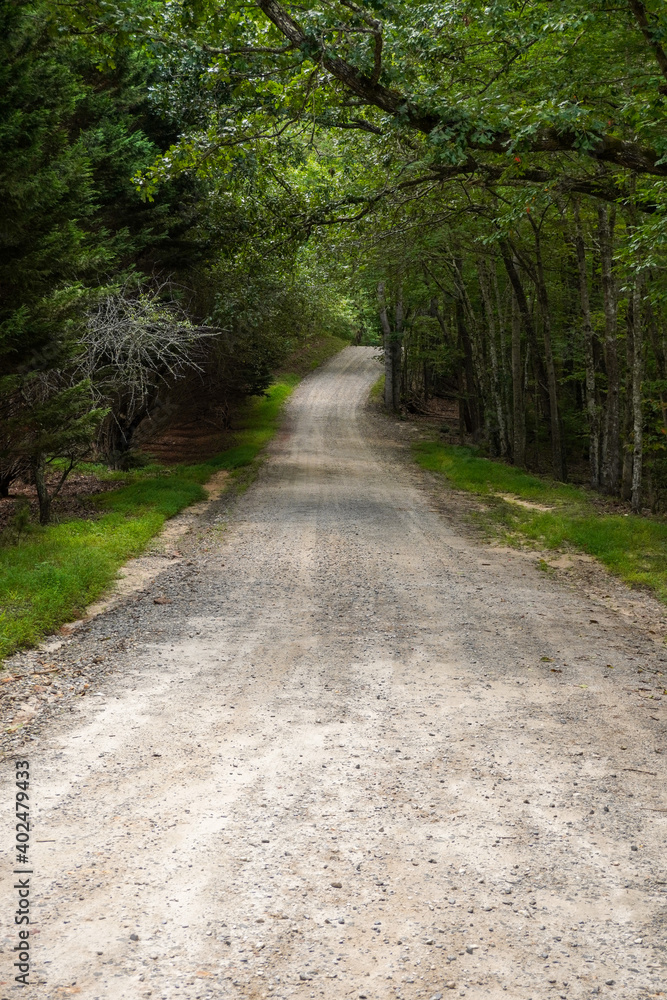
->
124, 0, 667, 506
138, 0, 667, 189
370, 376, 385, 403
0, 0, 214, 509
0, 2, 190, 359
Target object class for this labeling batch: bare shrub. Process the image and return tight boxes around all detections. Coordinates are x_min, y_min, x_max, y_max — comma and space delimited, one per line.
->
79, 281, 218, 464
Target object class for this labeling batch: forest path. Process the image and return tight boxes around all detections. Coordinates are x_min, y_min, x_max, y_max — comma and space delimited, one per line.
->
3, 346, 666, 1000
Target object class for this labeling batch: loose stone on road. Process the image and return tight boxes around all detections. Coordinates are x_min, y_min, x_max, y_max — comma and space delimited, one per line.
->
1, 347, 666, 999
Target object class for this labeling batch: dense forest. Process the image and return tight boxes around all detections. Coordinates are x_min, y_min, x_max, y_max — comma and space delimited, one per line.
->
2, 0, 667, 520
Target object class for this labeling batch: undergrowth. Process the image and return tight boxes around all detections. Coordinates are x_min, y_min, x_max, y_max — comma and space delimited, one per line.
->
414, 441, 667, 603
0, 343, 346, 662
369, 374, 385, 403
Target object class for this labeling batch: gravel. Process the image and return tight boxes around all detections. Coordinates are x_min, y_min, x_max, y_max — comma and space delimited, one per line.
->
1, 347, 666, 1000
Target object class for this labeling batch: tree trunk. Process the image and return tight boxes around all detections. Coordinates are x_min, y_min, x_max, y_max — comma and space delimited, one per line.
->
456, 296, 480, 439
101, 409, 148, 468
478, 258, 509, 457
573, 200, 600, 488
511, 286, 526, 467
393, 283, 404, 407
529, 222, 564, 480
501, 242, 534, 466
457, 358, 467, 442
492, 263, 511, 431
500, 240, 550, 406
631, 277, 644, 513
621, 303, 635, 501
598, 205, 620, 493
431, 297, 454, 346
531, 346, 541, 470
31, 456, 51, 525
377, 281, 401, 411
453, 259, 485, 440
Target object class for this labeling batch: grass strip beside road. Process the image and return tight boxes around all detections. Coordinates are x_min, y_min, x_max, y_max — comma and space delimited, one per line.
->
414, 441, 667, 603
0, 338, 347, 662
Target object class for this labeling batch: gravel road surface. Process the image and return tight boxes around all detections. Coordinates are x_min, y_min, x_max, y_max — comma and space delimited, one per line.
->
1, 346, 666, 1000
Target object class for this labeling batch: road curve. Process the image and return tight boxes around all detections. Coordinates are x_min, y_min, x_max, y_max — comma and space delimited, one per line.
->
2, 346, 666, 1000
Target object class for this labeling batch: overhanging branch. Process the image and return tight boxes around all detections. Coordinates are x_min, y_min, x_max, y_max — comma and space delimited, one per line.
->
255, 0, 667, 176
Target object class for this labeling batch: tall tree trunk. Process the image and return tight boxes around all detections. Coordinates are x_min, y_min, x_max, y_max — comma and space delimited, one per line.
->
478, 258, 509, 457
621, 302, 635, 501
530, 222, 564, 480
598, 205, 620, 493
502, 241, 546, 467
492, 263, 512, 451
377, 281, 401, 411
511, 286, 526, 467
457, 357, 467, 442
573, 199, 600, 487
624, 183, 644, 514
531, 347, 541, 470
453, 258, 486, 441
456, 296, 480, 438
431, 297, 454, 346
500, 240, 550, 406
393, 283, 404, 407
377, 281, 392, 408
631, 277, 644, 513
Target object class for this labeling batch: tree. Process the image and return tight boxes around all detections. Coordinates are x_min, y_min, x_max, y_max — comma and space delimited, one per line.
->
0, 0, 214, 511
80, 282, 214, 464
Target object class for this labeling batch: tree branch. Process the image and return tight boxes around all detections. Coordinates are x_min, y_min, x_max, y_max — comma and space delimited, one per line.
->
336, 0, 384, 83
627, 0, 667, 86
255, 0, 667, 176
429, 162, 659, 211
316, 115, 383, 134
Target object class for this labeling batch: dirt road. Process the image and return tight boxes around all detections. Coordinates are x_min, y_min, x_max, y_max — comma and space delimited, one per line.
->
2, 346, 666, 1000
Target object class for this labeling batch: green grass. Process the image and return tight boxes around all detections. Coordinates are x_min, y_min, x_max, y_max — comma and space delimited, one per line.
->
414, 442, 587, 508
0, 341, 347, 663
370, 375, 385, 403
414, 441, 667, 603
0, 512, 165, 657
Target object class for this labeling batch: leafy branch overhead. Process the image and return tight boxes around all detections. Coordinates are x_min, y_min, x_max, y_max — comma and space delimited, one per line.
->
135, 0, 667, 192
254, 0, 667, 175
